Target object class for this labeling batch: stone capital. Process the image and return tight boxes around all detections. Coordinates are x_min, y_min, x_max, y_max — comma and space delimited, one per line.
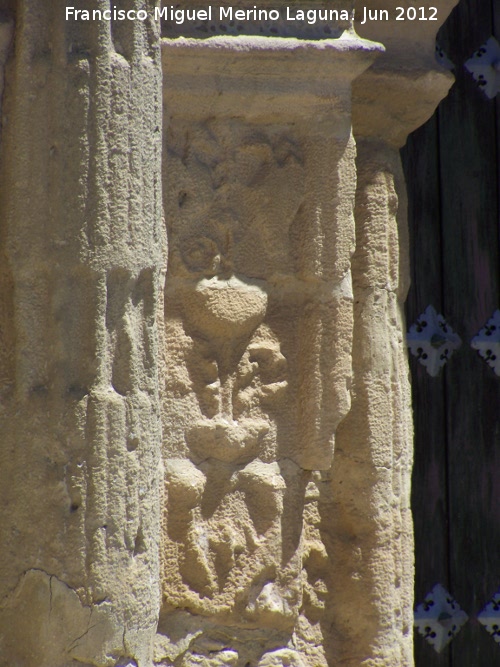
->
353, 0, 459, 146
162, 33, 382, 124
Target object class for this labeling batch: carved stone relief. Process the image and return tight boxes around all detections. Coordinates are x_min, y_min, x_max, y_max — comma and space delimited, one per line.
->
0, 1, 463, 665
160, 120, 310, 664
158, 32, 379, 665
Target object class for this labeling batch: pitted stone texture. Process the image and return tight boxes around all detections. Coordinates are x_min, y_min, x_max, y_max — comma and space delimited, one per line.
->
162, 112, 359, 472
0, 14, 13, 393
158, 3, 459, 661
257, 648, 306, 666
159, 28, 378, 665
329, 149, 415, 664
0, 2, 164, 665
0, 0, 460, 664
331, 5, 460, 663
162, 457, 305, 623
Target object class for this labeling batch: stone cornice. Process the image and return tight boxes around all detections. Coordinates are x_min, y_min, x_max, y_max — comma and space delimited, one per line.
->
353, 0, 459, 146
161, 33, 382, 121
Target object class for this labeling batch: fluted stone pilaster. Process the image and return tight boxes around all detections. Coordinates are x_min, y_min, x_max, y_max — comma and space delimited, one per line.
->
325, 3, 458, 665
0, 3, 164, 665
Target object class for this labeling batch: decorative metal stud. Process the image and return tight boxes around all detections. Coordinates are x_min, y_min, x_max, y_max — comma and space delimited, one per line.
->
465, 36, 500, 99
414, 584, 469, 653
471, 310, 500, 376
435, 43, 454, 71
478, 591, 500, 644
407, 305, 462, 377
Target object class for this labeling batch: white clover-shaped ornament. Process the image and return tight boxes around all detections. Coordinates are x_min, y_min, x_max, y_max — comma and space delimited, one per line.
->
465, 36, 500, 99
435, 42, 454, 71
471, 310, 500, 376
407, 305, 461, 376
478, 591, 500, 644
414, 584, 469, 653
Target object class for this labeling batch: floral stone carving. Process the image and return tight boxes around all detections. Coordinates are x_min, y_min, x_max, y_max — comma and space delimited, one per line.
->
158, 29, 380, 666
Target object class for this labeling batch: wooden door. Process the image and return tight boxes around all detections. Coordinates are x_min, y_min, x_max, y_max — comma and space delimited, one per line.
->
401, 0, 500, 664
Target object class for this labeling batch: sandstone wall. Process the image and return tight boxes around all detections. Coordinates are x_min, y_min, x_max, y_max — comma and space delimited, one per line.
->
0, 2, 164, 665
0, 2, 457, 665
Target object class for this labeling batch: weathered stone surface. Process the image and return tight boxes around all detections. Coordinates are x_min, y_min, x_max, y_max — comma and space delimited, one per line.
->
0, 12, 13, 392
0, 1, 459, 665
354, 0, 458, 146
318, 3, 459, 665
0, 569, 131, 666
157, 26, 381, 665
0, 2, 164, 665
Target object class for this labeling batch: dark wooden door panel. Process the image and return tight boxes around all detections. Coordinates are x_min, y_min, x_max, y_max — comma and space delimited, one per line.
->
401, 1, 500, 664
404, 115, 451, 667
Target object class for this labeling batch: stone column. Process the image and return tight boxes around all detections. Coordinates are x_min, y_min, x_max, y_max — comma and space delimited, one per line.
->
325, 2, 458, 666
0, 11, 13, 389
156, 20, 381, 667
0, 2, 164, 665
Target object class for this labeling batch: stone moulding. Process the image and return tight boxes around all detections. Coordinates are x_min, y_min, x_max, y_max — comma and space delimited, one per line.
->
353, 0, 458, 147
161, 33, 384, 122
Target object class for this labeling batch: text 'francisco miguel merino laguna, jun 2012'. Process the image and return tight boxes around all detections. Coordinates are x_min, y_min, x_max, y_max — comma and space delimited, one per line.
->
64, 5, 355, 24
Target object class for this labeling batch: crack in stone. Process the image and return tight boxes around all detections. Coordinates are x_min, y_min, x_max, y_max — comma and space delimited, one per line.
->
67, 609, 97, 654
